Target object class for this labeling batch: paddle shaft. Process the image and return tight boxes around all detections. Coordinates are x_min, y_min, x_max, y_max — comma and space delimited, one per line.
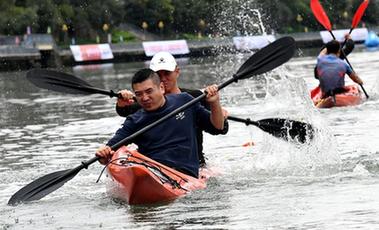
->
52, 81, 120, 98
227, 116, 259, 126
71, 85, 119, 98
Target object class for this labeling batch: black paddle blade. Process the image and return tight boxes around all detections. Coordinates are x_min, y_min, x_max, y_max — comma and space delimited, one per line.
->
256, 118, 314, 143
8, 168, 80, 205
26, 69, 95, 95
236, 36, 296, 79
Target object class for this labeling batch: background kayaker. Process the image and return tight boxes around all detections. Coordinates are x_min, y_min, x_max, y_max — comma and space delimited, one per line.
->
96, 68, 228, 178
115, 51, 229, 167
316, 39, 363, 98
314, 34, 355, 79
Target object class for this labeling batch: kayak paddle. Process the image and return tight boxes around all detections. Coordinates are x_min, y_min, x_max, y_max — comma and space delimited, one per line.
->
310, 0, 369, 99
8, 36, 298, 205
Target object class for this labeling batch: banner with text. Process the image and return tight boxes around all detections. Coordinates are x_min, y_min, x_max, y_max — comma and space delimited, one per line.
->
320, 28, 368, 44
233, 35, 276, 51
142, 40, 190, 57
70, 44, 114, 62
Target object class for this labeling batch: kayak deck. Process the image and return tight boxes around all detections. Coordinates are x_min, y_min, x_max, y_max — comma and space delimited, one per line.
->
106, 145, 214, 205
310, 85, 363, 108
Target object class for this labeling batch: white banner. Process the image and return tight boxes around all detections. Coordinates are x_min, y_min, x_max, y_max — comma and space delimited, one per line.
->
70, 44, 113, 62
320, 28, 368, 44
142, 40, 190, 57
233, 35, 276, 51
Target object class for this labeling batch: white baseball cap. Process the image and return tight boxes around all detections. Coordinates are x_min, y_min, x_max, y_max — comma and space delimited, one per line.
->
149, 51, 177, 72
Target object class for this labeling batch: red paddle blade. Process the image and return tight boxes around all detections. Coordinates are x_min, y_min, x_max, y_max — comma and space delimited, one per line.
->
351, 0, 369, 29
310, 0, 332, 31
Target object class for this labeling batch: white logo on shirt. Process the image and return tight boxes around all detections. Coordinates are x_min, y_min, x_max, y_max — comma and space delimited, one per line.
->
176, 112, 185, 120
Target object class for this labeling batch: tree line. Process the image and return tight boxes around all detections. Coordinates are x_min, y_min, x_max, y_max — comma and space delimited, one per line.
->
0, 0, 378, 43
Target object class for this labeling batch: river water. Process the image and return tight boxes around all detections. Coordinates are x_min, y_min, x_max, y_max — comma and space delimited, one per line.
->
1, 47, 379, 229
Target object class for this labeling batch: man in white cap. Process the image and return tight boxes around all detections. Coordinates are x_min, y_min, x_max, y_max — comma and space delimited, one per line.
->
116, 51, 228, 166
149, 51, 181, 94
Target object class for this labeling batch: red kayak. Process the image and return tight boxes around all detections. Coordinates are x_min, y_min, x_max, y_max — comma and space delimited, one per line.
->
310, 85, 363, 108
106, 145, 215, 205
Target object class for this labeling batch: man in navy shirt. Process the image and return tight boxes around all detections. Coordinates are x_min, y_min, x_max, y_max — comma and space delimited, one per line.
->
115, 52, 228, 167
96, 68, 227, 178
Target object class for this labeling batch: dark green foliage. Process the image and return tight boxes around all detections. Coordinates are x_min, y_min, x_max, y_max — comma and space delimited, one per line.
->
0, 0, 378, 41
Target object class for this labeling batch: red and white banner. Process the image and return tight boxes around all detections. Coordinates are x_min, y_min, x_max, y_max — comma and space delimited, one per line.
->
142, 40, 190, 57
320, 28, 368, 43
70, 44, 114, 62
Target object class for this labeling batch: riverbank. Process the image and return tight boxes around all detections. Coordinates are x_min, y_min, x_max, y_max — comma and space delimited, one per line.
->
0, 30, 374, 71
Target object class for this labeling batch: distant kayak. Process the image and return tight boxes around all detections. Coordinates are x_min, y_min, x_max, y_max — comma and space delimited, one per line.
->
106, 145, 216, 205
310, 85, 363, 108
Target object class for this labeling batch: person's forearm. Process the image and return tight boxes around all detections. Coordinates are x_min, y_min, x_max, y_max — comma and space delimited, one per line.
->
338, 39, 354, 60
209, 101, 224, 130
343, 39, 355, 55
350, 72, 363, 85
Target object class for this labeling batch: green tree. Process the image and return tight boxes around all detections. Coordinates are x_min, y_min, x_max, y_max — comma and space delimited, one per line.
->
123, 0, 174, 34
171, 0, 218, 35
256, 0, 317, 33
0, 2, 38, 35
35, 0, 62, 33
1, 0, 378, 40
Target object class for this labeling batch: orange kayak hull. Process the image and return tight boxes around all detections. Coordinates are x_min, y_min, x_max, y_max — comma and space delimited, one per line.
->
310, 85, 363, 108
107, 145, 213, 205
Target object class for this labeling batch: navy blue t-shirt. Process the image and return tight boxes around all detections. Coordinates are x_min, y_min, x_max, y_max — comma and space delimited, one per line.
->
107, 93, 224, 178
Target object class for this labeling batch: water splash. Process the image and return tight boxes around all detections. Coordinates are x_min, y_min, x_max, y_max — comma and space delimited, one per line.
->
206, 1, 272, 83
211, 0, 265, 37
201, 2, 342, 176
